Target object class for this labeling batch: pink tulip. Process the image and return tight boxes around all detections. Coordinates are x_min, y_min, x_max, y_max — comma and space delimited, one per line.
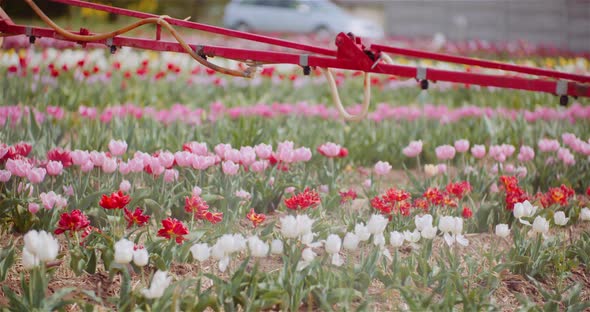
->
192, 186, 202, 196
435, 145, 456, 160
192, 155, 213, 170
128, 158, 144, 172
224, 148, 241, 163
184, 142, 208, 155
18, 182, 34, 196
0, 169, 11, 182
276, 146, 294, 163
490, 183, 499, 193
63, 185, 74, 196
120, 180, 131, 192
40, 191, 67, 210
28, 202, 40, 214
293, 147, 312, 162
235, 189, 252, 199
319, 185, 329, 193
363, 179, 372, 188
254, 143, 272, 159
239, 146, 257, 166
501, 144, 515, 157
557, 148, 575, 166
81, 160, 94, 172
250, 160, 268, 172
90, 151, 106, 167
71, 150, 90, 166
164, 169, 179, 183
174, 151, 193, 167
402, 140, 423, 157
222, 160, 239, 175
214, 143, 232, 158
515, 166, 527, 178
471, 145, 486, 159
46, 160, 63, 176
318, 142, 341, 158
158, 151, 175, 168
108, 139, 128, 156
437, 163, 447, 174
454, 139, 470, 153
374, 161, 392, 176
517, 145, 535, 162
27, 167, 46, 184
561, 133, 576, 145
102, 157, 117, 173
6, 158, 31, 177
538, 139, 560, 152
284, 187, 296, 194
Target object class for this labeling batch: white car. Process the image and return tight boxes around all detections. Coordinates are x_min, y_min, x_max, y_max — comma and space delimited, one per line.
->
223, 0, 384, 39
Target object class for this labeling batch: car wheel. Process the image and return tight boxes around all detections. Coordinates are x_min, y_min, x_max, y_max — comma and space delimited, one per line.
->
234, 22, 251, 32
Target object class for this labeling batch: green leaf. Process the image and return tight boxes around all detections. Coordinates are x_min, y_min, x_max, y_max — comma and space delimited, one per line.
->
43, 287, 76, 311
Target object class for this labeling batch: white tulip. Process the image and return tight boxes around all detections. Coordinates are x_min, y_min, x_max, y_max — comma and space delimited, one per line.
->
438, 216, 455, 233
532, 216, 550, 235
30, 230, 59, 262
342, 232, 360, 251
495, 224, 510, 237
133, 248, 149, 267
367, 214, 388, 234
219, 256, 230, 272
270, 239, 284, 254
300, 232, 315, 246
301, 248, 316, 262
424, 164, 438, 177
513, 200, 538, 225
190, 243, 210, 262
247, 236, 269, 258
295, 215, 314, 237
403, 230, 421, 244
354, 223, 371, 241
114, 239, 135, 264
210, 242, 225, 261
23, 230, 59, 266
420, 225, 438, 239
280, 215, 298, 238
331, 253, 344, 266
297, 248, 317, 271
390, 231, 405, 248
280, 215, 314, 240
325, 234, 341, 254
373, 233, 386, 247
581, 207, 590, 221
439, 216, 468, 246
553, 211, 569, 226
142, 270, 172, 299
22, 248, 40, 270
217, 234, 246, 255
415, 214, 433, 232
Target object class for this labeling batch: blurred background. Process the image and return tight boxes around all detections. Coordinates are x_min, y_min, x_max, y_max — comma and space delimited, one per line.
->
3, 0, 589, 52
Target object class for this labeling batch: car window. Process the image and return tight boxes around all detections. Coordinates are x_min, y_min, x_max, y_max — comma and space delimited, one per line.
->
242, 0, 299, 8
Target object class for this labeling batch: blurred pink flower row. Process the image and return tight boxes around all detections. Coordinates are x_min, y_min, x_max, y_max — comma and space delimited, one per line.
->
2, 102, 589, 127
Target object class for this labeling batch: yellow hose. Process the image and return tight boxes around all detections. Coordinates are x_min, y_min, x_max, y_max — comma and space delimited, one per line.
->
24, 0, 253, 77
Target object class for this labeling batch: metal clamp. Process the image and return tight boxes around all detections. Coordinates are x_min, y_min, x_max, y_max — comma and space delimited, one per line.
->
299, 54, 309, 67
416, 67, 427, 81
555, 80, 567, 95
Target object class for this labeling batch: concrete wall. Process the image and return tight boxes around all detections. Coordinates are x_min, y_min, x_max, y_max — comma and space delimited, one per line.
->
341, 0, 590, 52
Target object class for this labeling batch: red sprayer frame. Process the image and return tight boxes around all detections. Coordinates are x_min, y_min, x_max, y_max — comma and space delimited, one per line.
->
1, 0, 589, 107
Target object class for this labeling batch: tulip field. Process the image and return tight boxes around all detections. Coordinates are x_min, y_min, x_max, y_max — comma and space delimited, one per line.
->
1, 38, 590, 311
